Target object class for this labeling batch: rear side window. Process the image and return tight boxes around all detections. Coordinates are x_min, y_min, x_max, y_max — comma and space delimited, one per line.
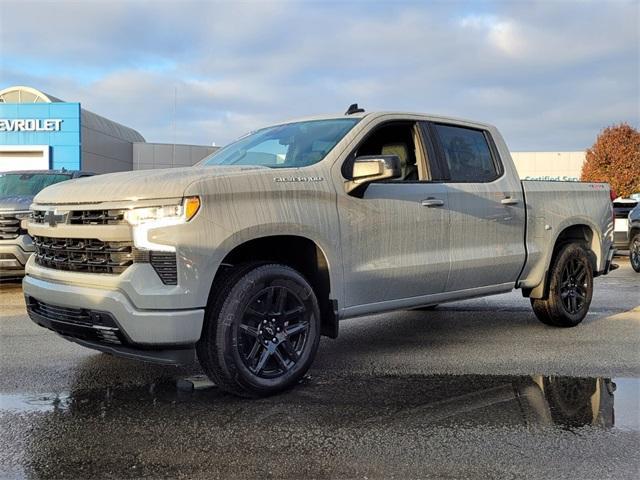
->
432, 124, 500, 182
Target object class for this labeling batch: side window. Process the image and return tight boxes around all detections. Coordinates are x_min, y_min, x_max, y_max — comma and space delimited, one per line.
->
343, 122, 422, 181
432, 124, 500, 182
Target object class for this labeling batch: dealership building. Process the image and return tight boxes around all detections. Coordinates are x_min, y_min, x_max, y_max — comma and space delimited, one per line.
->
0, 85, 217, 174
0, 85, 586, 178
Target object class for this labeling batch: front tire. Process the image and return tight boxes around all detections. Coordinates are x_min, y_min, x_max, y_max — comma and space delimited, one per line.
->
531, 243, 594, 327
197, 263, 321, 397
630, 233, 640, 273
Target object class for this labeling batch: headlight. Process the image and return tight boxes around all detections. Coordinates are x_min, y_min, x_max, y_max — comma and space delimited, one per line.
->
126, 197, 200, 251
124, 204, 184, 226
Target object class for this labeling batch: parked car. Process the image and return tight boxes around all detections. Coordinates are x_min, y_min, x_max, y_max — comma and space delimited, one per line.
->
613, 196, 639, 250
0, 170, 93, 277
628, 205, 640, 272
23, 109, 616, 397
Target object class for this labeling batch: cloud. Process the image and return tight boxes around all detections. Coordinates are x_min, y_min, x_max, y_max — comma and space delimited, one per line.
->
0, 0, 637, 150
460, 14, 525, 56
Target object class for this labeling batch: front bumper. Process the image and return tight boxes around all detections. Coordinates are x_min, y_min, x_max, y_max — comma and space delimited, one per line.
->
23, 274, 204, 365
0, 234, 34, 276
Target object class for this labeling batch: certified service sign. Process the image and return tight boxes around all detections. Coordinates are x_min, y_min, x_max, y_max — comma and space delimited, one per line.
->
0, 118, 63, 132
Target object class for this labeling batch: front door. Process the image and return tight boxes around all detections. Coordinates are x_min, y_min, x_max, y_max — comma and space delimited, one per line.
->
337, 120, 450, 309
340, 182, 450, 307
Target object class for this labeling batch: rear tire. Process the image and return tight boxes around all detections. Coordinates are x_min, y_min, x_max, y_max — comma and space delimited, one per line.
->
630, 233, 640, 273
531, 243, 593, 327
197, 263, 321, 397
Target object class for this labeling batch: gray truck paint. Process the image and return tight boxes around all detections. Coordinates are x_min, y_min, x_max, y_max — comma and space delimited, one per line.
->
23, 112, 614, 362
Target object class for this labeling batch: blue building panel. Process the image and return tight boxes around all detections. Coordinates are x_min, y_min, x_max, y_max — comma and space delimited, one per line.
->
0, 102, 81, 170
49, 103, 81, 118
0, 104, 18, 117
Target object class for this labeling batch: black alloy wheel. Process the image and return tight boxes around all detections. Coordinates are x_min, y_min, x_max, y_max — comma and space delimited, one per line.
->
558, 257, 589, 315
197, 263, 320, 397
238, 285, 310, 378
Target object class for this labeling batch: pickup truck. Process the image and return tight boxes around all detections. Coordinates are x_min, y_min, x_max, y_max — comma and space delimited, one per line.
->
0, 170, 93, 277
23, 109, 616, 397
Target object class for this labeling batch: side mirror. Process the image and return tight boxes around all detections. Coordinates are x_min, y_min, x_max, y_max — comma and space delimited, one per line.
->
345, 155, 401, 193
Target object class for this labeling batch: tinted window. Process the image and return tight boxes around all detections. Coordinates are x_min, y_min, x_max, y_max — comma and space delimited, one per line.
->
433, 124, 499, 182
0, 173, 73, 197
199, 119, 359, 169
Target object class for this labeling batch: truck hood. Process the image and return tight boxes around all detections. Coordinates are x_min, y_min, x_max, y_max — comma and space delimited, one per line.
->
33, 166, 267, 205
0, 195, 34, 212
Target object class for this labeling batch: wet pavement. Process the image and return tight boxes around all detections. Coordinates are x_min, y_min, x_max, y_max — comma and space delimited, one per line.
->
1, 258, 639, 479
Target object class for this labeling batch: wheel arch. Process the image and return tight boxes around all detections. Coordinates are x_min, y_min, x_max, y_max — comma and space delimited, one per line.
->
207, 233, 339, 338
525, 223, 598, 299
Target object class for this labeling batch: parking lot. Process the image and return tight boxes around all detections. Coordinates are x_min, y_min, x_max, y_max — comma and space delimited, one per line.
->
1, 257, 638, 479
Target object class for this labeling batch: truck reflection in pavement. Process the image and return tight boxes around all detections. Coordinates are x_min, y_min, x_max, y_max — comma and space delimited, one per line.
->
6, 372, 634, 479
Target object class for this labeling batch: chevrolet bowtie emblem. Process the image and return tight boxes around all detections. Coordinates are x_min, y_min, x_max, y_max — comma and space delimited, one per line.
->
43, 210, 67, 227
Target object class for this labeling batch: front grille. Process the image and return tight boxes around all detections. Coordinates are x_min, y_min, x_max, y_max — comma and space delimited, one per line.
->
69, 209, 126, 225
33, 235, 178, 283
33, 236, 134, 274
31, 206, 178, 283
26, 297, 125, 346
32, 209, 126, 225
0, 213, 25, 239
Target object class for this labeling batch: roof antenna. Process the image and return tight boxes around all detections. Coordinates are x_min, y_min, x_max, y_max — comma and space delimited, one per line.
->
345, 103, 365, 115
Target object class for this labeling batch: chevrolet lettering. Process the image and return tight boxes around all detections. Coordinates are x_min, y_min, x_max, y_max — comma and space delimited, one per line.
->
0, 118, 63, 132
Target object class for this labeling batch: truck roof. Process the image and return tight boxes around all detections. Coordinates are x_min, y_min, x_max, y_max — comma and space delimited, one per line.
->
272, 110, 496, 131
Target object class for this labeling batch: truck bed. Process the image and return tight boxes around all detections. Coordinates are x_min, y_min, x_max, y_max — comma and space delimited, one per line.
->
518, 180, 614, 291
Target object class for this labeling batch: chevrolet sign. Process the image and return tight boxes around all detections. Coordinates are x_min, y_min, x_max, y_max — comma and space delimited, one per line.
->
0, 119, 63, 132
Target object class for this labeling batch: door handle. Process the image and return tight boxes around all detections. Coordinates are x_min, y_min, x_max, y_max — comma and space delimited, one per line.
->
421, 198, 444, 207
501, 197, 519, 205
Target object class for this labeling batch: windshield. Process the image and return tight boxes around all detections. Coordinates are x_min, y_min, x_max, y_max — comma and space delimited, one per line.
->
199, 118, 359, 168
0, 173, 73, 197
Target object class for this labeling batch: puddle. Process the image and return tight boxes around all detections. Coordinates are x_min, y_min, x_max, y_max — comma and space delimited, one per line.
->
1, 374, 638, 432
610, 377, 640, 431
2, 373, 638, 480
0, 392, 72, 413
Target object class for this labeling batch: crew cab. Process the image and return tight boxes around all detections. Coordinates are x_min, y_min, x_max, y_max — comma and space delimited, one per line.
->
0, 170, 93, 277
23, 109, 615, 396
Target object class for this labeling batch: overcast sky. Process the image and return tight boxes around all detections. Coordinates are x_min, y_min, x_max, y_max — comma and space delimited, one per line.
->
1, 0, 638, 150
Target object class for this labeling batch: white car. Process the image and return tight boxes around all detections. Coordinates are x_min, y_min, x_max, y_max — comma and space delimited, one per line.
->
613, 197, 639, 249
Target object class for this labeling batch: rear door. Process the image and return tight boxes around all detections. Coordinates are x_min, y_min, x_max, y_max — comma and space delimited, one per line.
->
426, 122, 526, 291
